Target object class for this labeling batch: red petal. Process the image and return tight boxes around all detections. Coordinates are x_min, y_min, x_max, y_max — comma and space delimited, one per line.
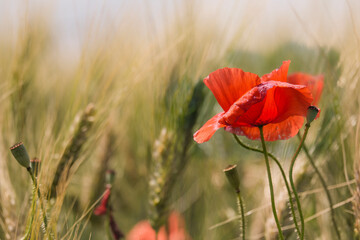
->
126, 221, 156, 240
225, 116, 304, 141
220, 85, 267, 126
94, 205, 107, 215
287, 73, 324, 105
220, 81, 313, 127
204, 68, 260, 111
261, 81, 313, 124
193, 112, 226, 143
94, 188, 111, 215
127, 221, 168, 240
168, 212, 182, 234
168, 212, 190, 240
261, 60, 291, 82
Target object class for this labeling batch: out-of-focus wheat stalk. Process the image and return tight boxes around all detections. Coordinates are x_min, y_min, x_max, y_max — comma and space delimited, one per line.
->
10, 18, 48, 140
50, 103, 96, 197
148, 80, 206, 231
84, 127, 116, 209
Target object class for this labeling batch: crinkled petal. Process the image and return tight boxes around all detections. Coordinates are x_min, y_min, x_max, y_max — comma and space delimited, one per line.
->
225, 116, 304, 141
220, 81, 313, 127
287, 73, 324, 105
193, 112, 226, 143
204, 68, 261, 111
268, 82, 313, 123
261, 60, 291, 82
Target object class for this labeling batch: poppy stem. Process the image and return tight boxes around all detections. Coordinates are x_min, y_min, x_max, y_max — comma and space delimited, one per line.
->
258, 127, 284, 239
236, 190, 246, 240
232, 134, 301, 238
298, 133, 341, 240
289, 124, 310, 240
26, 167, 53, 240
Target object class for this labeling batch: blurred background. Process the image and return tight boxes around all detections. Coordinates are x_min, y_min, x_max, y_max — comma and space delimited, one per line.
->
0, 0, 359, 239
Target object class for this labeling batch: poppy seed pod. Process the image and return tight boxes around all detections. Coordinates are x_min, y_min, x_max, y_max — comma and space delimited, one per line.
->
306, 106, 319, 125
10, 142, 30, 168
224, 164, 240, 192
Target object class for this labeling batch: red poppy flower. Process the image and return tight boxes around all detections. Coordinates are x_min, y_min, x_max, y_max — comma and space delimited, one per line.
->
94, 188, 111, 215
127, 212, 190, 240
193, 61, 316, 142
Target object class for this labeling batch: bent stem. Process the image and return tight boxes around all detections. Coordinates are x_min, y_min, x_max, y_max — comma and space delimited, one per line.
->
26, 167, 52, 240
299, 134, 341, 240
289, 124, 310, 239
259, 126, 284, 239
233, 134, 301, 238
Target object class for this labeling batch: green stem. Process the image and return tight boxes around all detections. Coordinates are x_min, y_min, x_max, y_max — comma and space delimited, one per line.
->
299, 134, 341, 239
236, 190, 246, 240
233, 134, 301, 238
259, 126, 284, 239
27, 167, 53, 240
289, 124, 310, 239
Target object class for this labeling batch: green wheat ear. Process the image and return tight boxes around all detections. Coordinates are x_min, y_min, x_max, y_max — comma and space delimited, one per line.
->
148, 128, 175, 232
148, 80, 206, 232
50, 103, 96, 198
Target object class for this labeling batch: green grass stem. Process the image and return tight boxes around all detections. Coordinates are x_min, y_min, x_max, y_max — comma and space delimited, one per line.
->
300, 134, 341, 239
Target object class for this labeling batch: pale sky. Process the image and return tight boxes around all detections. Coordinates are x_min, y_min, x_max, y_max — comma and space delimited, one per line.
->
0, 0, 358, 58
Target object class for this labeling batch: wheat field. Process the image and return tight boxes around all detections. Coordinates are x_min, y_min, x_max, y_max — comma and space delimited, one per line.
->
0, 0, 360, 239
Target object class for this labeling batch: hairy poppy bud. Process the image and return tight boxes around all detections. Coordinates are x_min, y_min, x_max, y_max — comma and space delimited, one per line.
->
10, 142, 30, 168
105, 170, 115, 185
224, 164, 240, 192
306, 106, 319, 125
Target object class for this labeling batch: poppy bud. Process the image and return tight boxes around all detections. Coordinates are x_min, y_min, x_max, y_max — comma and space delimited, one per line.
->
223, 164, 240, 192
10, 142, 30, 168
105, 170, 115, 185
306, 106, 319, 125
30, 158, 41, 176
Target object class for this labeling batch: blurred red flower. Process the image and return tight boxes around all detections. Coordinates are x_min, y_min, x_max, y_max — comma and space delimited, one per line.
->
127, 212, 190, 240
193, 61, 317, 142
